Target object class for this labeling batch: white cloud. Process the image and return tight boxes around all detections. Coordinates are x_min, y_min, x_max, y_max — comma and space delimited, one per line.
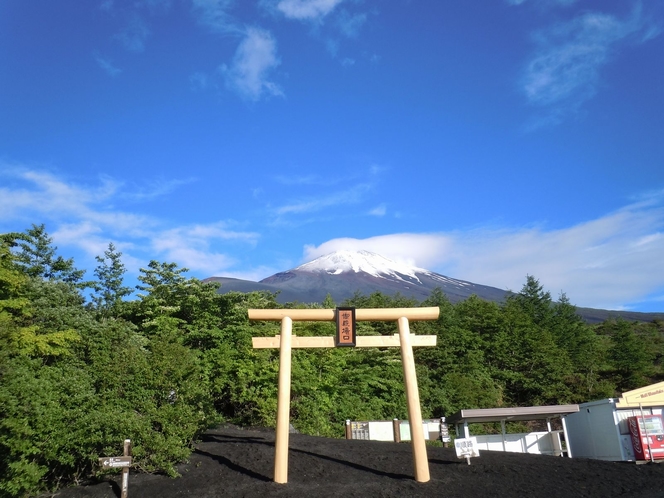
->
274, 174, 329, 186
140, 0, 174, 12
273, 183, 371, 216
269, 167, 380, 223
325, 38, 339, 57
6, 167, 664, 311
304, 234, 453, 269
151, 235, 235, 273
220, 27, 283, 101
121, 177, 197, 202
191, 0, 238, 33
150, 224, 259, 273
94, 54, 122, 76
52, 222, 111, 259
304, 192, 664, 310
507, 0, 578, 6
114, 15, 151, 52
189, 71, 209, 91
337, 10, 366, 38
522, 7, 659, 125
275, 0, 344, 21
368, 204, 386, 216
0, 166, 258, 278
1, 169, 115, 218
214, 264, 280, 281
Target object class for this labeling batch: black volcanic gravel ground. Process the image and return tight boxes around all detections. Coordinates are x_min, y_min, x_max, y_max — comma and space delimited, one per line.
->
47, 425, 664, 498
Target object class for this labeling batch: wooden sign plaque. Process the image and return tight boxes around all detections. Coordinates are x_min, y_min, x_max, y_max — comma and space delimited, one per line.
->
98, 456, 132, 468
335, 307, 356, 347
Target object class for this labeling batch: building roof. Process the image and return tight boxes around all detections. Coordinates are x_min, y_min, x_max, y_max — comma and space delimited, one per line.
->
448, 405, 580, 425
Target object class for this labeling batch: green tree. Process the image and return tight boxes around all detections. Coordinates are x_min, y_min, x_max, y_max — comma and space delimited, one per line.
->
91, 243, 132, 314
0, 242, 30, 354
608, 319, 654, 391
0, 240, 80, 360
2, 224, 85, 283
416, 292, 503, 417
551, 293, 612, 400
509, 275, 553, 327
489, 297, 573, 406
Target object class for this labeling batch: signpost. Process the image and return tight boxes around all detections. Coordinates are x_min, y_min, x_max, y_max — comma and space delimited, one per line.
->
98, 439, 132, 498
454, 437, 480, 465
250, 306, 439, 484
440, 417, 451, 447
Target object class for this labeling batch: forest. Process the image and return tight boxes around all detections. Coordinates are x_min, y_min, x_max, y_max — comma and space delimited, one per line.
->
1, 224, 663, 497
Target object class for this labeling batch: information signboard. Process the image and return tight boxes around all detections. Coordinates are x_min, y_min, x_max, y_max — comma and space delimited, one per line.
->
440, 417, 451, 443
455, 437, 480, 464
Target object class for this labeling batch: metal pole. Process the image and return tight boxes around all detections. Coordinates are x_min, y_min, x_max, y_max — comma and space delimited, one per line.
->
639, 403, 654, 463
561, 416, 572, 458
501, 420, 506, 452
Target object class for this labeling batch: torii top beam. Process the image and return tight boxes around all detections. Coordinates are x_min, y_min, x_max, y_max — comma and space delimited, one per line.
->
247, 306, 440, 322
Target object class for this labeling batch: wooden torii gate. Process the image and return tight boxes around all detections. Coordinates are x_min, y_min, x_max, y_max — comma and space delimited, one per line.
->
249, 306, 439, 484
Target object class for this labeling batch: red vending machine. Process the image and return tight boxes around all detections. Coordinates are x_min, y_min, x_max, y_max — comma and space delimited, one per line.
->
628, 414, 664, 461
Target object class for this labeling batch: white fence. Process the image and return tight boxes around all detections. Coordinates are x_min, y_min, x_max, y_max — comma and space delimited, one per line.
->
473, 430, 564, 456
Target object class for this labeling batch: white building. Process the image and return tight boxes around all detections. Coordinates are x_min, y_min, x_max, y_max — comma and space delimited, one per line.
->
564, 381, 664, 461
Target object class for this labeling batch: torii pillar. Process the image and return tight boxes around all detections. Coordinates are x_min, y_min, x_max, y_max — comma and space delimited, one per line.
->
249, 306, 439, 484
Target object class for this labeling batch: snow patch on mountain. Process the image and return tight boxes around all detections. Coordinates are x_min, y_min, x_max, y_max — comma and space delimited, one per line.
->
297, 250, 433, 284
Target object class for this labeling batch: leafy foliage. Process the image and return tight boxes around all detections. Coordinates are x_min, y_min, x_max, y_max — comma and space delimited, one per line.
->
91, 243, 133, 315
2, 224, 85, 283
2, 224, 664, 497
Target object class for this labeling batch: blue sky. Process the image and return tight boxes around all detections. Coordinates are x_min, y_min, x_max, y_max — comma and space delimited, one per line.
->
1, 0, 663, 312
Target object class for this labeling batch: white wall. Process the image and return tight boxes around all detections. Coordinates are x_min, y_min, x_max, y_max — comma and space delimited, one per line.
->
565, 400, 626, 461
474, 431, 563, 456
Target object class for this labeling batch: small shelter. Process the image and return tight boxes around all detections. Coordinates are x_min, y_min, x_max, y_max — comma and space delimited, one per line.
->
449, 405, 579, 457
564, 381, 664, 461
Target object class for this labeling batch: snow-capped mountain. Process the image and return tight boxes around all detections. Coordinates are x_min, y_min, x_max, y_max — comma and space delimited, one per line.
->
206, 250, 508, 305
295, 250, 434, 281
292, 250, 477, 291
204, 250, 664, 323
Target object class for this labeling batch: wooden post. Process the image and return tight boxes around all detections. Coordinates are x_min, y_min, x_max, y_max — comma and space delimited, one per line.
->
274, 317, 293, 484
345, 420, 352, 440
398, 317, 430, 483
98, 441, 132, 496
122, 439, 131, 498
393, 418, 401, 443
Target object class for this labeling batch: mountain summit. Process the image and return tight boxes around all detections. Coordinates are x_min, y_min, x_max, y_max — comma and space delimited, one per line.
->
204, 250, 664, 323
259, 250, 507, 303
206, 250, 508, 305
294, 250, 431, 281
